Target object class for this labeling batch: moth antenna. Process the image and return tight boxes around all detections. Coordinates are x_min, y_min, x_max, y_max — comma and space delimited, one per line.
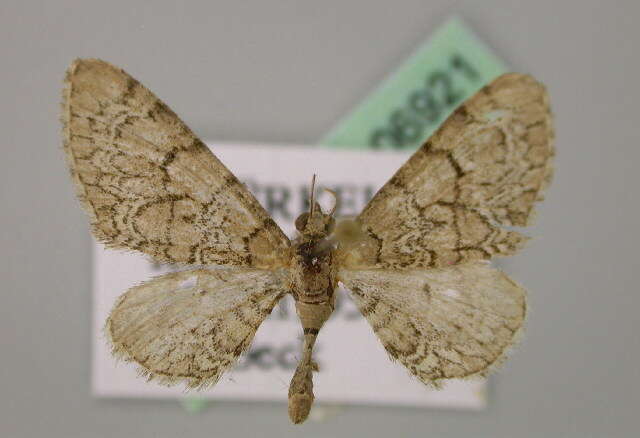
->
309, 174, 317, 217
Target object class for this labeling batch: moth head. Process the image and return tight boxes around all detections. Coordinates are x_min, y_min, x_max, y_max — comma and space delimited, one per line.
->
294, 204, 336, 239
294, 175, 337, 240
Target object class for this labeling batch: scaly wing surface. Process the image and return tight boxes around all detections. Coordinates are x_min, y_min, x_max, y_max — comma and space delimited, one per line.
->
106, 268, 287, 388
62, 59, 289, 267
339, 263, 526, 384
337, 74, 554, 269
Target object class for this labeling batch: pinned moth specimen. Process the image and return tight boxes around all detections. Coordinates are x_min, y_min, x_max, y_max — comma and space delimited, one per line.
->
61, 59, 554, 424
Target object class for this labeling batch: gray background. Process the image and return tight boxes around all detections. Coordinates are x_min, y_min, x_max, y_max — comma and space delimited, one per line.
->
1, 1, 638, 437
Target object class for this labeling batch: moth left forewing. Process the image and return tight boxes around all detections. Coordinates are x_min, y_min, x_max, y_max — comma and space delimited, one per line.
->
338, 262, 526, 385
106, 267, 287, 389
338, 73, 554, 270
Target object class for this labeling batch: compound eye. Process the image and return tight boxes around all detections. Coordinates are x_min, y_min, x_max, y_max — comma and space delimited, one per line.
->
325, 217, 336, 234
295, 212, 310, 232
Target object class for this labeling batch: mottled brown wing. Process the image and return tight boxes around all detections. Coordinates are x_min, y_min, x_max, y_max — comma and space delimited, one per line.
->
62, 59, 290, 267
337, 74, 554, 269
339, 262, 526, 385
106, 268, 287, 389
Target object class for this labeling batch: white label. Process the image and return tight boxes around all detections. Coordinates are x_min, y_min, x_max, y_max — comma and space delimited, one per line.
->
92, 142, 486, 409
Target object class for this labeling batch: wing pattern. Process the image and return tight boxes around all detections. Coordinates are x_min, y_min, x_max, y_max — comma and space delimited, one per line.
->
62, 61, 552, 397
106, 268, 287, 388
62, 59, 290, 267
339, 263, 526, 384
338, 74, 554, 269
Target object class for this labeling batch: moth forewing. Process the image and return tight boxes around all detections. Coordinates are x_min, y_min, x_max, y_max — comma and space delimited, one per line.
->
343, 73, 554, 270
62, 58, 290, 268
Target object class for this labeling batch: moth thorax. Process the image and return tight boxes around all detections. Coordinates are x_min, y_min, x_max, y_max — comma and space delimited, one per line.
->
333, 218, 380, 267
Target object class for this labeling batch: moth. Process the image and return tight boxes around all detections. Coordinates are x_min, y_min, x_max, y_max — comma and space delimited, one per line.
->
62, 59, 554, 424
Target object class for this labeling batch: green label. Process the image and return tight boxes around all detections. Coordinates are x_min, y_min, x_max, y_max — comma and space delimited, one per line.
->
321, 18, 508, 150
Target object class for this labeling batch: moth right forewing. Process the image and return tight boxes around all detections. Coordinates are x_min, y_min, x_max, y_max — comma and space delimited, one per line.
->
344, 73, 554, 269
338, 262, 526, 385
106, 267, 288, 389
63, 58, 290, 268
436, 73, 555, 221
